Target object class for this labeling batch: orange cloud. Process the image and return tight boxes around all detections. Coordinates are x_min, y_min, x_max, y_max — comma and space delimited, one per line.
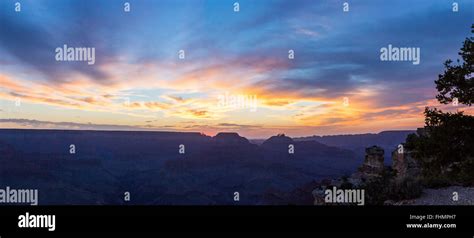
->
187, 109, 209, 118
0, 75, 25, 92
144, 101, 171, 110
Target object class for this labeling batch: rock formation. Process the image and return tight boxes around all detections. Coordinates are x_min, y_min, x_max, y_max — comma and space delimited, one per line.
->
352, 145, 386, 182
212, 132, 250, 146
392, 148, 420, 180
261, 134, 294, 148
312, 145, 387, 205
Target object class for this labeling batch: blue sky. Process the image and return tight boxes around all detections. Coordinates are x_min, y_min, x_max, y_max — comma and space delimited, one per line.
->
0, 0, 473, 138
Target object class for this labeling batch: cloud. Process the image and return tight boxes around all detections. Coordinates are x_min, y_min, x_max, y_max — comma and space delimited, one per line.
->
0, 14, 112, 84
0, 118, 143, 131
1, 0, 473, 137
163, 95, 186, 103
217, 123, 262, 129
186, 109, 209, 118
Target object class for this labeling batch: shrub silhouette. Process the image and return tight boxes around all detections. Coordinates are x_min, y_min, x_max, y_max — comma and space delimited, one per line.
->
405, 24, 474, 186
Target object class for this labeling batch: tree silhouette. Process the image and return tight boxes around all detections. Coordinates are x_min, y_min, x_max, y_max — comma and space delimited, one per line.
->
406, 24, 474, 186
435, 24, 473, 106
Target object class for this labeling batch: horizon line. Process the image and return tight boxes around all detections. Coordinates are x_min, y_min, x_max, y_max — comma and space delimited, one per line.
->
0, 127, 417, 140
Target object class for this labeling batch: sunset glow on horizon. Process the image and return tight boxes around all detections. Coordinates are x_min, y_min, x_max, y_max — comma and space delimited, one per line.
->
1, 0, 473, 138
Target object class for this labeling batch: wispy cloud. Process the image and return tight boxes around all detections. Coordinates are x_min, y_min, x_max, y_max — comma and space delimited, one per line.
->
1, 0, 473, 137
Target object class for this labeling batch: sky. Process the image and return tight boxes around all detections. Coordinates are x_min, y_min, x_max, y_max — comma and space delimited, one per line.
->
0, 0, 473, 138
